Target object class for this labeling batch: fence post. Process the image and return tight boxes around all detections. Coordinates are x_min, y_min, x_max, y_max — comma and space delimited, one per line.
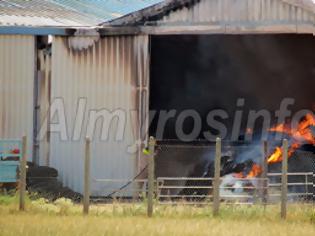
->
281, 139, 288, 219
19, 135, 27, 211
262, 140, 268, 208
313, 172, 315, 203
213, 137, 221, 217
83, 137, 91, 215
147, 136, 156, 217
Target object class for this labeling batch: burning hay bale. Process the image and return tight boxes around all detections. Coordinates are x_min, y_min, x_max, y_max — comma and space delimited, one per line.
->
223, 113, 315, 203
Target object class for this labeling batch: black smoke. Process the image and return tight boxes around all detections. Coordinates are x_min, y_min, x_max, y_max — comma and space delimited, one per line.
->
150, 34, 315, 191
150, 34, 315, 140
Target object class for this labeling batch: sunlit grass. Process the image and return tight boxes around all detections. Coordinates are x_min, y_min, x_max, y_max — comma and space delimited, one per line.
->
0, 194, 314, 236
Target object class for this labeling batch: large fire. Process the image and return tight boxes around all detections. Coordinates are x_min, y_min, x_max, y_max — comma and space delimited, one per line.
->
267, 113, 315, 164
240, 113, 315, 178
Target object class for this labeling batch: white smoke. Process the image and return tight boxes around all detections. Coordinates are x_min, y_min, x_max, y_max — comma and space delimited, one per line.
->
68, 28, 100, 51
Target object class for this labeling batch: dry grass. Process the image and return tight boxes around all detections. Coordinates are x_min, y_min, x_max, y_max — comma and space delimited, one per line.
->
0, 195, 314, 236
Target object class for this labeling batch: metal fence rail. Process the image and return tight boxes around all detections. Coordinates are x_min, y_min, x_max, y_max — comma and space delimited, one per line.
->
8, 134, 313, 220
88, 172, 313, 205
92, 178, 149, 200
12, 136, 312, 220
155, 172, 313, 205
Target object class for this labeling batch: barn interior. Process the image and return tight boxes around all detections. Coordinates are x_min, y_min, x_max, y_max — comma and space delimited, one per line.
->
149, 34, 315, 183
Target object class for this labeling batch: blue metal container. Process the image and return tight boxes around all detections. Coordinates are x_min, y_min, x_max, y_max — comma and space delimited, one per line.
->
0, 140, 22, 183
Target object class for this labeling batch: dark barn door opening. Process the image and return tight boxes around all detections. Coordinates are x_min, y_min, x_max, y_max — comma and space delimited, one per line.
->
149, 34, 315, 178
150, 34, 315, 141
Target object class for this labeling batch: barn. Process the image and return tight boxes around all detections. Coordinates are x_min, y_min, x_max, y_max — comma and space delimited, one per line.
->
0, 0, 314, 196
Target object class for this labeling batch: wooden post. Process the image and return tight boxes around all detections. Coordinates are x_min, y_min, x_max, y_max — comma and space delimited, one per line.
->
83, 137, 91, 215
213, 137, 221, 217
261, 140, 268, 208
313, 172, 315, 203
281, 139, 288, 219
19, 135, 27, 211
147, 136, 156, 217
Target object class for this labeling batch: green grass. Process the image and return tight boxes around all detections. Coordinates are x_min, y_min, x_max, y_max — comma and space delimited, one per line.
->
0, 194, 314, 236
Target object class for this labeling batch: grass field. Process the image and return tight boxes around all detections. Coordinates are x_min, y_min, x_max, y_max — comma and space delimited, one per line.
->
0, 195, 314, 236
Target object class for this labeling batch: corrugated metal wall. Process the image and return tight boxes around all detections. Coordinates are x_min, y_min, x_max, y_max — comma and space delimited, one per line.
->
50, 35, 149, 195
0, 35, 35, 160
155, 0, 315, 33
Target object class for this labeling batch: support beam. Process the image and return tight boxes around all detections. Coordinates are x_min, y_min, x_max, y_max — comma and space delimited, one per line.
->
19, 135, 27, 211
262, 140, 269, 208
83, 137, 91, 215
281, 139, 288, 219
147, 136, 156, 218
213, 137, 221, 217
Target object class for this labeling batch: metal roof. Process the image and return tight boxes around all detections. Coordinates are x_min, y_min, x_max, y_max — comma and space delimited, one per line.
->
0, 0, 164, 27
0, 0, 314, 34
107, 0, 315, 26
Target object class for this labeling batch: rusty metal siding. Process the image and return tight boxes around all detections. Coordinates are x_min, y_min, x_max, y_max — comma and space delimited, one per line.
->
50, 35, 149, 195
0, 35, 35, 160
154, 0, 315, 34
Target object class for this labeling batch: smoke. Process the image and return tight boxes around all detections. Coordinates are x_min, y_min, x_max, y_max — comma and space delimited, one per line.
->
150, 34, 315, 179
150, 34, 315, 140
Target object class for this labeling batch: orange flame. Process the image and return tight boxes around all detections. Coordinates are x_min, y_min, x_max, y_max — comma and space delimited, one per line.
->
234, 163, 262, 179
267, 113, 315, 164
246, 164, 262, 178
267, 143, 300, 164
293, 113, 315, 145
267, 146, 282, 164
239, 113, 314, 178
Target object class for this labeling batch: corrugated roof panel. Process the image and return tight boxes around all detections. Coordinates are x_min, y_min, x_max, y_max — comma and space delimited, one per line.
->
53, 0, 163, 20
0, 0, 164, 27
0, 0, 97, 27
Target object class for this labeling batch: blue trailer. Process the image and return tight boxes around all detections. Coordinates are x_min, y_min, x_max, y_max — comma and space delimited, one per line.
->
0, 140, 22, 183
